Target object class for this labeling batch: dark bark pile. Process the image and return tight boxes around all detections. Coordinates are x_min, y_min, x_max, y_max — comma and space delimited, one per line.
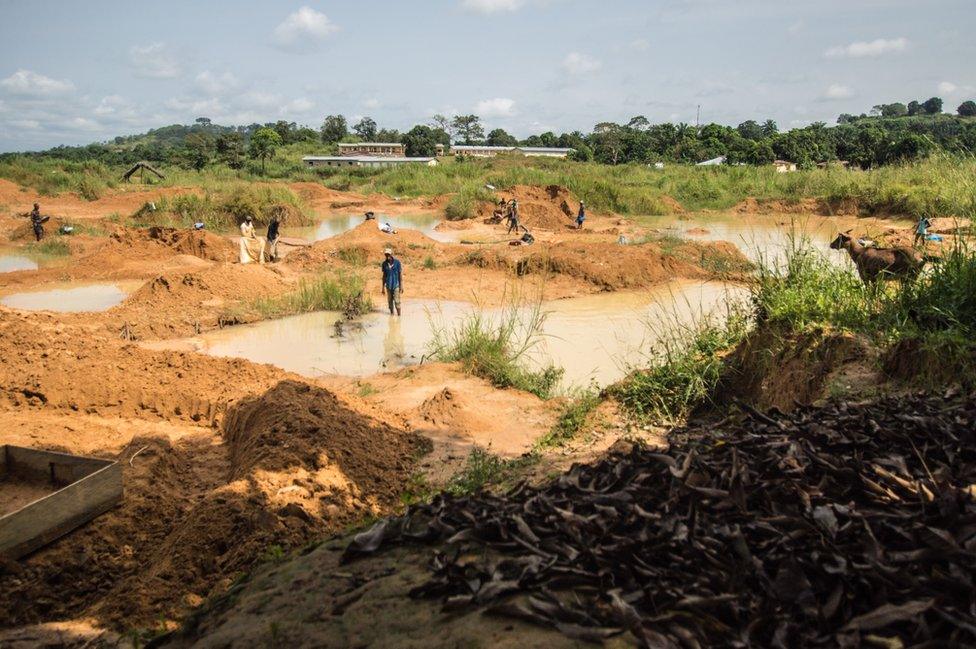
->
345, 394, 976, 647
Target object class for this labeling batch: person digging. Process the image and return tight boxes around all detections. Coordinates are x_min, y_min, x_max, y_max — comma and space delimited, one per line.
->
30, 203, 48, 241
266, 212, 282, 262
381, 247, 403, 316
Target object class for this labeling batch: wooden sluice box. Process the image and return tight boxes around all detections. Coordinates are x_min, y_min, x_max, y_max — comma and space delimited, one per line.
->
0, 445, 122, 560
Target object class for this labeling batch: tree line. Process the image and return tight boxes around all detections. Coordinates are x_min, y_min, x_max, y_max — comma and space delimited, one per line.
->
3, 96, 975, 172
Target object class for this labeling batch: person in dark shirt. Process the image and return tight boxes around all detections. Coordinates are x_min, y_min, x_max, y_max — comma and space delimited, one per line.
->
381, 247, 403, 316
266, 215, 281, 261
576, 201, 586, 230
30, 203, 45, 241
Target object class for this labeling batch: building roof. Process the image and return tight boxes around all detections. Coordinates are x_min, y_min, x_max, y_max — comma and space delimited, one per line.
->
696, 156, 727, 166
303, 156, 435, 163
450, 145, 574, 153
337, 142, 404, 147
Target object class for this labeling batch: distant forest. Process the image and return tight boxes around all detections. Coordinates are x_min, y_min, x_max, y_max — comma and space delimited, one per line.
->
4, 96, 976, 171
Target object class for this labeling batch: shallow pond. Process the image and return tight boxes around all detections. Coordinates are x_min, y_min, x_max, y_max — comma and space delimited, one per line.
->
284, 213, 454, 242
164, 280, 747, 389
0, 254, 39, 273
0, 281, 141, 312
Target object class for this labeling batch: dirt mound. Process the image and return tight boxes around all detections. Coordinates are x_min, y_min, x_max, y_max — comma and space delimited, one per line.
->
733, 197, 860, 217
114, 226, 238, 262
659, 195, 686, 214
288, 221, 458, 270
460, 239, 750, 289
477, 185, 577, 230
0, 380, 428, 632
416, 387, 491, 433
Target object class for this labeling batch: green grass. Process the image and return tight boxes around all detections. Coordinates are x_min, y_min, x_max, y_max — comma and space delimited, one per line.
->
422, 255, 436, 270
26, 238, 71, 257
612, 310, 749, 423
536, 388, 602, 448
427, 298, 563, 399
7, 150, 974, 221
443, 448, 536, 496
251, 273, 372, 318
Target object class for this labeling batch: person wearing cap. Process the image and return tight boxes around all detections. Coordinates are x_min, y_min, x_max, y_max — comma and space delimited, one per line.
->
576, 201, 586, 230
381, 247, 403, 316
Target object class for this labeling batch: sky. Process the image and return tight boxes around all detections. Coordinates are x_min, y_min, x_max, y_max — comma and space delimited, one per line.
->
0, 0, 974, 152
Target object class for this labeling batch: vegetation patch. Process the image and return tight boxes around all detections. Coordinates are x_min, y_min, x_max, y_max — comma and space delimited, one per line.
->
250, 272, 372, 319
26, 237, 71, 257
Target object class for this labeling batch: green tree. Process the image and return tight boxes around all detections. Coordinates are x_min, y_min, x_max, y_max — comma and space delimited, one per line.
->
452, 115, 484, 145
353, 117, 377, 141
761, 119, 779, 137
216, 132, 245, 169
375, 128, 401, 143
181, 133, 214, 171
958, 101, 976, 117
486, 128, 518, 147
430, 114, 454, 142
881, 102, 908, 118
592, 122, 625, 164
922, 97, 943, 115
320, 114, 348, 143
401, 125, 438, 157
736, 120, 764, 140
248, 127, 282, 172
627, 115, 650, 131
907, 100, 922, 116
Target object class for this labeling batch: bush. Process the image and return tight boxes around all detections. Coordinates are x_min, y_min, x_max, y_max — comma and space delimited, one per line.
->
428, 300, 564, 399
253, 272, 372, 318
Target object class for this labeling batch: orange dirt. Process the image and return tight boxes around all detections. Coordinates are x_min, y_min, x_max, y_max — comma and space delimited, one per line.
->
476, 184, 577, 230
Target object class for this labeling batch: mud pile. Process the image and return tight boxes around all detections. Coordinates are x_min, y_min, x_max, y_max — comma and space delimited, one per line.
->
138, 226, 238, 262
288, 221, 459, 270
478, 185, 577, 230
460, 239, 750, 289
0, 380, 429, 632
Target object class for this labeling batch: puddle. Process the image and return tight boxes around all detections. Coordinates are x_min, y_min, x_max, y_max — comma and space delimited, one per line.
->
163, 280, 746, 389
0, 254, 39, 273
284, 213, 454, 242
0, 281, 141, 312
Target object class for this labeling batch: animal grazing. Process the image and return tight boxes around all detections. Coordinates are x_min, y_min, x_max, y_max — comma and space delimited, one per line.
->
829, 232, 926, 283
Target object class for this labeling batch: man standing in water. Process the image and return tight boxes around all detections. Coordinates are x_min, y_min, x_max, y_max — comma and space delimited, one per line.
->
30, 203, 46, 241
381, 247, 402, 316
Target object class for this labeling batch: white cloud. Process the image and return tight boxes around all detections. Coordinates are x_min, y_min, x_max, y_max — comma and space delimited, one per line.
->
129, 43, 181, 79
824, 37, 908, 59
938, 81, 958, 94
9, 119, 41, 130
562, 52, 601, 75
281, 97, 314, 114
0, 69, 74, 96
461, 0, 524, 14
629, 39, 649, 52
364, 98, 381, 109
822, 84, 854, 100
273, 6, 338, 51
195, 70, 239, 95
476, 97, 516, 117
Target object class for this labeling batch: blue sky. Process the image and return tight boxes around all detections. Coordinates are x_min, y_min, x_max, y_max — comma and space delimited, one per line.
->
0, 0, 973, 151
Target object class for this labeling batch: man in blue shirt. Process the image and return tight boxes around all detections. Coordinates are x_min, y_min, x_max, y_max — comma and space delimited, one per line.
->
381, 247, 402, 316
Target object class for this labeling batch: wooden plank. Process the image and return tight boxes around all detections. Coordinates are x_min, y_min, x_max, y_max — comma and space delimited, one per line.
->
3, 445, 111, 485
0, 459, 122, 560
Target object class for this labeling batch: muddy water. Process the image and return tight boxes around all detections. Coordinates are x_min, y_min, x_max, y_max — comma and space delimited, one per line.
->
284, 213, 454, 242
0, 281, 142, 312
164, 280, 746, 389
0, 254, 38, 273
636, 212, 910, 266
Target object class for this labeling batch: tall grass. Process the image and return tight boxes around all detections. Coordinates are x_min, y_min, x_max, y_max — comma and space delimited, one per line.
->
427, 297, 563, 399
252, 273, 372, 318
132, 184, 313, 229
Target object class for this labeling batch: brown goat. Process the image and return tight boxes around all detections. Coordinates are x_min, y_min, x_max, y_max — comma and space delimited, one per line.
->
829, 232, 926, 283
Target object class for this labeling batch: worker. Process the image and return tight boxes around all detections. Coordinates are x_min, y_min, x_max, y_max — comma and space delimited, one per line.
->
381, 247, 402, 316
364, 211, 376, 221
266, 213, 281, 262
492, 199, 507, 222
239, 215, 265, 264
379, 221, 396, 234
30, 203, 45, 241
913, 216, 932, 247
576, 201, 586, 230
507, 199, 525, 235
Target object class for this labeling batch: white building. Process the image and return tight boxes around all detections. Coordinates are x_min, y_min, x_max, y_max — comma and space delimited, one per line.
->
451, 145, 575, 158
303, 156, 438, 168
337, 142, 405, 157
772, 159, 797, 173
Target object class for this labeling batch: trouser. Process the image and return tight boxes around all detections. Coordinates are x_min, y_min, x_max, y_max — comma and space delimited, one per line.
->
33, 224, 43, 241
268, 237, 280, 261
386, 287, 401, 313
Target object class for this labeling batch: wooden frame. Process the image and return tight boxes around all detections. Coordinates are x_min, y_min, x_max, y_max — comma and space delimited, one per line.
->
0, 445, 122, 560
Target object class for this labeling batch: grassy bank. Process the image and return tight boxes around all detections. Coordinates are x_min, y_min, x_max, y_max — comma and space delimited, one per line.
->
240, 273, 372, 320
427, 299, 563, 399
3, 149, 975, 221
615, 238, 976, 421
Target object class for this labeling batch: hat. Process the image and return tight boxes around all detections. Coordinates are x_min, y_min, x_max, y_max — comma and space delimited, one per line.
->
383, 247, 393, 255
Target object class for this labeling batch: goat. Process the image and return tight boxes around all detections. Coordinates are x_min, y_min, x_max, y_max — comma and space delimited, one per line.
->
829, 232, 926, 283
